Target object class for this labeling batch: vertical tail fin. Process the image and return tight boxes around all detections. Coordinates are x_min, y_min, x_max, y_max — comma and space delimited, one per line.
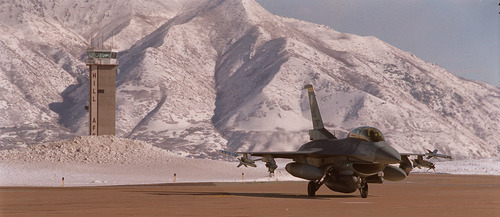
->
304, 84, 336, 140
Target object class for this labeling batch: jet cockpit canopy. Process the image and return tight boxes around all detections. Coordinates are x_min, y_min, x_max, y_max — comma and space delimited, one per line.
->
347, 126, 385, 142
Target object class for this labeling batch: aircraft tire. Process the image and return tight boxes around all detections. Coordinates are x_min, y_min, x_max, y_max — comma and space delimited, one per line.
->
360, 182, 368, 198
307, 181, 317, 197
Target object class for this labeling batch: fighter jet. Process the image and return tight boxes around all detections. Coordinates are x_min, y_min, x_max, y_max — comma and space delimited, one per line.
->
221, 84, 452, 198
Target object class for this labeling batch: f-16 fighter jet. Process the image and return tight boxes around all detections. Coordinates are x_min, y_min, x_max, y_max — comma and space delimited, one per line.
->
222, 84, 451, 198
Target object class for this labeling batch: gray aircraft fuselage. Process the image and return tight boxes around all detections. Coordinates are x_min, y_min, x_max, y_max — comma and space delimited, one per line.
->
298, 138, 401, 167
261, 124, 407, 197
287, 134, 403, 194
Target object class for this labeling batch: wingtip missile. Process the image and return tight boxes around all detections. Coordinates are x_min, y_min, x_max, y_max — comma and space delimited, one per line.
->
219, 150, 238, 158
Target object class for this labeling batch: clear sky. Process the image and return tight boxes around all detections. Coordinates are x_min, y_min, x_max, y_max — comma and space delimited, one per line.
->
256, 0, 500, 87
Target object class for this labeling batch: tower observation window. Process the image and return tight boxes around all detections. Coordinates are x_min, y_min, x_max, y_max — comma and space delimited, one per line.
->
88, 52, 113, 58
100, 52, 110, 58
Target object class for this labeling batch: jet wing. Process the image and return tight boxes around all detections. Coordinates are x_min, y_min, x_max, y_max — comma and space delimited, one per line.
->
400, 153, 452, 159
400, 153, 427, 157
221, 148, 327, 173
400, 150, 452, 160
234, 148, 324, 159
398, 150, 451, 175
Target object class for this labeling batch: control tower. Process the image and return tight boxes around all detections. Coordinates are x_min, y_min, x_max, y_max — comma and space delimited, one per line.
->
86, 48, 118, 135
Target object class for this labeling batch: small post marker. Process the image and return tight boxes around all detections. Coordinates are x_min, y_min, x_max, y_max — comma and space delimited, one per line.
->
173, 173, 176, 183
62, 177, 65, 187
242, 173, 244, 180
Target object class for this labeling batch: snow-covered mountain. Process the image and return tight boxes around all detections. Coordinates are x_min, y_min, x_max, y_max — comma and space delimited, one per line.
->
1, 0, 499, 159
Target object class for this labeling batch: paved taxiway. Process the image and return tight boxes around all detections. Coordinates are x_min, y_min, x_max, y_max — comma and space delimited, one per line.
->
1, 174, 499, 216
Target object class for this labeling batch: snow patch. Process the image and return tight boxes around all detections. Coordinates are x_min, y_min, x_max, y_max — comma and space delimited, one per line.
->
0, 136, 299, 186
1, 137, 498, 187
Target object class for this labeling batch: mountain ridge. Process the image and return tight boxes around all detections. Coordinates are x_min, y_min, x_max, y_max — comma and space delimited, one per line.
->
0, 0, 498, 159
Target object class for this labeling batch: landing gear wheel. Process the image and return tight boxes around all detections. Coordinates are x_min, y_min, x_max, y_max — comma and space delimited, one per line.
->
307, 181, 317, 197
360, 182, 368, 198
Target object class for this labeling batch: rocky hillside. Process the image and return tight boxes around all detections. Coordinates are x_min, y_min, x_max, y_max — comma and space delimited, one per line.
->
0, 0, 499, 159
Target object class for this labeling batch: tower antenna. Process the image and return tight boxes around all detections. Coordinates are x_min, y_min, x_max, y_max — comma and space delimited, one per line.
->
111, 30, 115, 49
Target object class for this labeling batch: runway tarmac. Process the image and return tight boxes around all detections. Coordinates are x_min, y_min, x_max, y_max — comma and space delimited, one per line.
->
1, 174, 499, 216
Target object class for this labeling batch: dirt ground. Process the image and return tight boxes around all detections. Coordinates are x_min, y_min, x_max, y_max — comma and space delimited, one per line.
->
1, 174, 499, 216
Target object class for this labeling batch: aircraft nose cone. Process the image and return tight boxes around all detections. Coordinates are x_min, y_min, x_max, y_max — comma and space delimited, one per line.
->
375, 145, 401, 164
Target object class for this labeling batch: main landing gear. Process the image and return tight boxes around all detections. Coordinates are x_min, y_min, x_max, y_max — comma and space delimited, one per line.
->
307, 167, 333, 197
308, 181, 319, 196
309, 179, 369, 198
359, 181, 368, 198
